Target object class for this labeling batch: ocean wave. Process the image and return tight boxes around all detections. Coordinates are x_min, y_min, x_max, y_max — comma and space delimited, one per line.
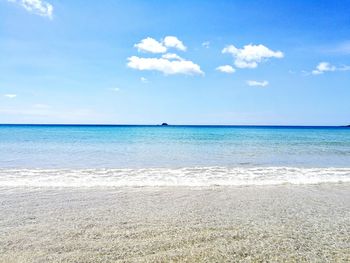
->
0, 167, 350, 187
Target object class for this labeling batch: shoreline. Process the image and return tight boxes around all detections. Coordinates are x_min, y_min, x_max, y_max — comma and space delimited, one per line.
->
1, 167, 350, 187
1, 183, 349, 262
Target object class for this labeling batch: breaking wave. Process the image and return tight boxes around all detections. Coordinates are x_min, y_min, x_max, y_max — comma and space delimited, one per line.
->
0, 167, 350, 187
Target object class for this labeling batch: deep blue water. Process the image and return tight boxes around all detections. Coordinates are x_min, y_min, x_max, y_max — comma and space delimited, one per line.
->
1, 125, 350, 169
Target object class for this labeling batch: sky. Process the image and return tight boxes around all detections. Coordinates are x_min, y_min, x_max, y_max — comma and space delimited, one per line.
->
1, 0, 350, 125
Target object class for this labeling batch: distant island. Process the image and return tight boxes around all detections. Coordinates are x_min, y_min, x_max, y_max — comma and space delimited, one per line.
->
161, 123, 168, 126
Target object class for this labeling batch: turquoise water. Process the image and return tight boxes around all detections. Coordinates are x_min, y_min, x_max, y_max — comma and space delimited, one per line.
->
1, 125, 350, 186
1, 125, 350, 169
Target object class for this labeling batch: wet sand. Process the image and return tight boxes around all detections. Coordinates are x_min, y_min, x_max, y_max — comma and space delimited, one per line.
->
0, 184, 349, 262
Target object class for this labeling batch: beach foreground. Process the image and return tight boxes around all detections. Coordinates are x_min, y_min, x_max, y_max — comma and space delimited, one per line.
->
1, 184, 349, 262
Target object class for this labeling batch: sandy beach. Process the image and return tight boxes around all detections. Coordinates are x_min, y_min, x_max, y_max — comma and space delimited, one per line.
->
2, 0, 350, 262
1, 183, 349, 262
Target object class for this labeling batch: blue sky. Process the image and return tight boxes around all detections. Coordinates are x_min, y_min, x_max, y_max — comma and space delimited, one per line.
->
1, 0, 350, 125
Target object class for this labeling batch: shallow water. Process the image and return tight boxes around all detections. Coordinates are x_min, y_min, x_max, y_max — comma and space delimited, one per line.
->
1, 125, 350, 168
1, 125, 350, 186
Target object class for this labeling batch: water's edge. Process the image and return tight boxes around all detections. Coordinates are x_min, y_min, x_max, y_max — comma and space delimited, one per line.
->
1, 167, 349, 187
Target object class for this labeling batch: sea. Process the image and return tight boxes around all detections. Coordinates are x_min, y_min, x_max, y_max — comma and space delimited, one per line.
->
1, 124, 350, 187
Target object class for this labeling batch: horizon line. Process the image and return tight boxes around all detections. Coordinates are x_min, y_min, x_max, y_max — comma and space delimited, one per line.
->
0, 123, 349, 127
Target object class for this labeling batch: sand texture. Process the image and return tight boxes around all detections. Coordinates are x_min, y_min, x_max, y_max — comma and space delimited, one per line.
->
0, 184, 349, 262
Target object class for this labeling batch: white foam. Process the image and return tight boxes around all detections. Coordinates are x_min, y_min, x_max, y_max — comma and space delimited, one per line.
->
0, 167, 350, 187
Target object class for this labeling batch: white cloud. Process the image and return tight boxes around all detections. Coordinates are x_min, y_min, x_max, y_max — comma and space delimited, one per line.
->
127, 56, 204, 75
8, 0, 53, 19
312, 62, 335, 75
222, 44, 284, 69
110, 88, 120, 92
129, 36, 202, 76
216, 65, 235, 74
247, 80, 269, 87
134, 37, 167, 54
163, 36, 187, 51
202, 41, 210, 48
161, 53, 183, 60
4, 94, 17, 99
311, 62, 350, 75
140, 77, 148, 83
134, 36, 187, 54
